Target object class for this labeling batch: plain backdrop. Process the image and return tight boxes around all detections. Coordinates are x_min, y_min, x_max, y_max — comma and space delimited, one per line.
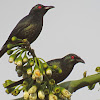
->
0, 0, 100, 100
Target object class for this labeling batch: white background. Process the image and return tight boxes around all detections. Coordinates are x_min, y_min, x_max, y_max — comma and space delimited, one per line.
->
0, 0, 100, 100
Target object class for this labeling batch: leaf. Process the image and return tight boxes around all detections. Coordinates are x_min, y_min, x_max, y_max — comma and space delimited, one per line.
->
88, 84, 96, 90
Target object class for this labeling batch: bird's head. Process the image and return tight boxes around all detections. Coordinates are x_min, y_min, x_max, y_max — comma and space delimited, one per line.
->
29, 4, 54, 16
62, 53, 85, 66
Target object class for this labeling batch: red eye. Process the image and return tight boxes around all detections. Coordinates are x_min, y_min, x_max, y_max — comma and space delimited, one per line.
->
71, 56, 74, 59
38, 6, 42, 9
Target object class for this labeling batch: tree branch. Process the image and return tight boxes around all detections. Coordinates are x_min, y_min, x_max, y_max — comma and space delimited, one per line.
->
59, 73, 100, 93
13, 73, 100, 100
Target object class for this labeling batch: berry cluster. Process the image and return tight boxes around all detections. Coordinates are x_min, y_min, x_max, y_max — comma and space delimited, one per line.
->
3, 36, 71, 100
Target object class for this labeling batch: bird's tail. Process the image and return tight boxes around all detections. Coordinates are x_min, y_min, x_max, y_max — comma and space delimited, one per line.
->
0, 44, 8, 58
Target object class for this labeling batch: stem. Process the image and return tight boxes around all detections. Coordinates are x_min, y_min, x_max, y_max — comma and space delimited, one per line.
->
38, 58, 46, 63
37, 58, 41, 68
16, 43, 25, 46
34, 57, 38, 66
19, 49, 27, 56
28, 48, 36, 58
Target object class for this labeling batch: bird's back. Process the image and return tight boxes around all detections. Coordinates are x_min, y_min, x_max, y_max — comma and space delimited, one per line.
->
4, 15, 43, 46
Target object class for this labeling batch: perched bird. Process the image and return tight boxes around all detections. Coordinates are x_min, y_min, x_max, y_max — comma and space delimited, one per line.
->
0, 4, 54, 57
47, 53, 85, 83
6, 53, 85, 88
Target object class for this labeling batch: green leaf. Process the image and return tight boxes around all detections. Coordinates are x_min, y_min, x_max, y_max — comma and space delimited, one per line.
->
88, 84, 96, 90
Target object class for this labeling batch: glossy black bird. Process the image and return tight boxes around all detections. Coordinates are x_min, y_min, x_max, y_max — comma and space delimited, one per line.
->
6, 53, 85, 88
0, 4, 54, 57
47, 53, 85, 83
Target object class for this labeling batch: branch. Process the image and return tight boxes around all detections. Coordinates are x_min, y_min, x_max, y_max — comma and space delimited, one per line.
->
27, 47, 36, 57
59, 73, 100, 93
13, 73, 100, 100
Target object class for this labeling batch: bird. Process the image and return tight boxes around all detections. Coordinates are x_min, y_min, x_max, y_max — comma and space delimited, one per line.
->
47, 53, 85, 83
6, 53, 85, 88
0, 4, 54, 57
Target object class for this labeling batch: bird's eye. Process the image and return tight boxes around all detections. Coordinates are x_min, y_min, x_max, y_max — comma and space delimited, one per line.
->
71, 56, 74, 59
38, 6, 42, 9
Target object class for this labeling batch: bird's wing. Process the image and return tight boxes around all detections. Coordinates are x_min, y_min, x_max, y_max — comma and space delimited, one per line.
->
47, 59, 61, 67
47, 59, 63, 82
3, 15, 32, 45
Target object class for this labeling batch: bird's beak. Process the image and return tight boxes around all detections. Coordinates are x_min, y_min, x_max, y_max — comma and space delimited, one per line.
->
44, 6, 55, 10
76, 57, 85, 64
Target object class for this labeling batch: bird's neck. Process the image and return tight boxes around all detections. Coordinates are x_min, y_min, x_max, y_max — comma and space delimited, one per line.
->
28, 14, 43, 23
29, 11, 44, 19
63, 61, 75, 71
62, 58, 75, 76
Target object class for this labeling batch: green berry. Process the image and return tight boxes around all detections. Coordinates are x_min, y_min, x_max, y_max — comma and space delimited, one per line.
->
36, 75, 43, 83
23, 52, 28, 63
22, 73, 28, 79
23, 56, 28, 63
27, 67, 32, 75
61, 88, 71, 98
11, 36, 18, 42
57, 68, 62, 74
29, 93, 37, 100
7, 44, 14, 49
53, 65, 58, 69
29, 60, 34, 66
17, 56, 23, 66
95, 67, 100, 72
53, 86, 60, 93
46, 68, 52, 76
32, 73, 36, 80
43, 63, 48, 68
34, 68, 41, 78
38, 90, 45, 100
22, 39, 28, 43
14, 58, 18, 65
22, 81, 28, 87
7, 50, 13, 55
9, 54, 17, 63
28, 85, 37, 94
44, 89, 49, 95
16, 69, 22, 77
24, 91, 29, 100
49, 79, 55, 85
49, 94, 58, 100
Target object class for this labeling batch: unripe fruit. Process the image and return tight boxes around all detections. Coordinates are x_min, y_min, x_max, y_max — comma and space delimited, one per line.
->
11, 36, 18, 42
